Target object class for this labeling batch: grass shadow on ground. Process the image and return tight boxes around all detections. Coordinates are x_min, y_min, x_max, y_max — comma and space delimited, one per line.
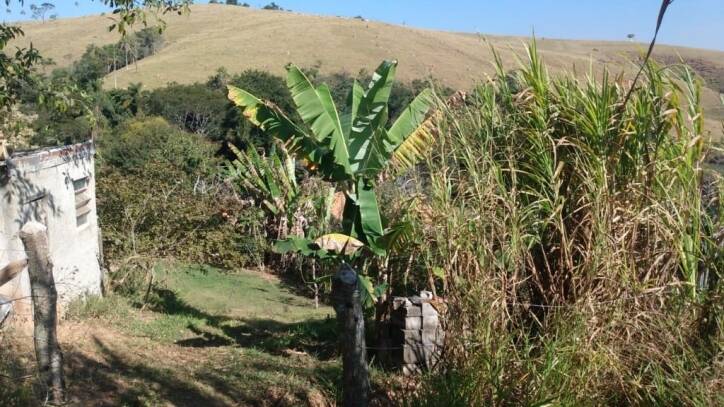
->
179, 316, 338, 359
63, 335, 343, 406
145, 287, 339, 360
121, 265, 340, 360
66, 337, 229, 406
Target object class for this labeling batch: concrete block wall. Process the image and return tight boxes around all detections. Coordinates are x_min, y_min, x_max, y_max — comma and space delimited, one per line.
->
390, 291, 444, 374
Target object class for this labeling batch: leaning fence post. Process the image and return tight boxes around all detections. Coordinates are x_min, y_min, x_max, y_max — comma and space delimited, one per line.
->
332, 263, 370, 407
20, 221, 66, 405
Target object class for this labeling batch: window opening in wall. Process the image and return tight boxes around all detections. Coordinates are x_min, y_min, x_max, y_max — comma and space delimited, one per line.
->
74, 177, 91, 227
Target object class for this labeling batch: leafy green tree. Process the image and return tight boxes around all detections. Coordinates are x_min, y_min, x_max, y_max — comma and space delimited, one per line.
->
97, 117, 263, 273
262, 2, 282, 11
22, 71, 98, 146
0, 25, 41, 109
30, 2, 55, 23
131, 27, 164, 59
103, 82, 144, 125
66, 45, 111, 90
145, 82, 228, 139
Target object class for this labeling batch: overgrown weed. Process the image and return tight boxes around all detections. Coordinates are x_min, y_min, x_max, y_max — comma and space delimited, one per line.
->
397, 42, 723, 405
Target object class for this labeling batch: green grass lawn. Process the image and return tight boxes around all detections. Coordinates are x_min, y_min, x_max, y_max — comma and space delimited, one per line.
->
164, 264, 332, 323
109, 264, 338, 351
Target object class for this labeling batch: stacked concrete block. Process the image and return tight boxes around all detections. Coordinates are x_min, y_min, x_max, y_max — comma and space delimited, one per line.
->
390, 291, 444, 374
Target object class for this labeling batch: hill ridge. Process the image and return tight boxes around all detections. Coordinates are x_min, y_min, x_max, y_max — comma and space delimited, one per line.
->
13, 4, 724, 136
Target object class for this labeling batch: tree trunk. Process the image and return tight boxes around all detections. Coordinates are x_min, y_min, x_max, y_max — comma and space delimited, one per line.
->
332, 263, 370, 407
19, 222, 65, 405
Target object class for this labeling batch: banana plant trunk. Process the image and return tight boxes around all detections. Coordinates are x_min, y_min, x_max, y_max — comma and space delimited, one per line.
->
332, 263, 370, 407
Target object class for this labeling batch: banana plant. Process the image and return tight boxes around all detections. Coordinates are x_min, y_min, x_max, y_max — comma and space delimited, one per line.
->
226, 144, 298, 225
227, 60, 437, 258
226, 142, 304, 245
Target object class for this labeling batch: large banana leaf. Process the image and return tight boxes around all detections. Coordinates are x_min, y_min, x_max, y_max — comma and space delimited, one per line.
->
348, 60, 398, 174
354, 178, 385, 254
342, 190, 365, 240
357, 274, 378, 307
387, 88, 438, 172
227, 85, 328, 167
273, 237, 336, 259
376, 220, 414, 253
354, 108, 392, 177
314, 233, 364, 255
340, 80, 364, 139
273, 235, 363, 260
286, 65, 353, 180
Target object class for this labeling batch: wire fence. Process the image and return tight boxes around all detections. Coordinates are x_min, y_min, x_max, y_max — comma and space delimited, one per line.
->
0, 280, 703, 388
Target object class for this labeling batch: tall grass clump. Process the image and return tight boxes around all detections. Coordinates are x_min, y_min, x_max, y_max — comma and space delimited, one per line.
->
401, 42, 723, 405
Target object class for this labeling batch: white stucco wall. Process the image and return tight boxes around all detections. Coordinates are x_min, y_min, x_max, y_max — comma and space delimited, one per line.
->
0, 142, 102, 323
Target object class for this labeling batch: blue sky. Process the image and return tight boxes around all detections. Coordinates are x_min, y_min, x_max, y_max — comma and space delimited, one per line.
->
2, 0, 723, 50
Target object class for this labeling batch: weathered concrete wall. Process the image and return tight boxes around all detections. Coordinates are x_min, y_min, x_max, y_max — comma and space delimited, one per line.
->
390, 291, 444, 375
0, 142, 102, 325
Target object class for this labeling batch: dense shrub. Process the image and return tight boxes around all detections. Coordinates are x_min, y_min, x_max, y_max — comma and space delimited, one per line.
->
143, 69, 294, 147
144, 83, 228, 139
23, 75, 97, 147
97, 117, 266, 286
103, 83, 144, 126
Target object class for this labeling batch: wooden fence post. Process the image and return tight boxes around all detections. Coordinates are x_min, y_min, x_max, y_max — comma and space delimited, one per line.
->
332, 263, 370, 407
19, 221, 66, 405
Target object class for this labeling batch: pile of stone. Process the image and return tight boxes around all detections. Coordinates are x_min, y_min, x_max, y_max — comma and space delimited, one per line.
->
390, 291, 444, 375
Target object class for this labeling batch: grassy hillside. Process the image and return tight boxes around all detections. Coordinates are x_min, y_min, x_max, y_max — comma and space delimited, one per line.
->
14, 4, 724, 138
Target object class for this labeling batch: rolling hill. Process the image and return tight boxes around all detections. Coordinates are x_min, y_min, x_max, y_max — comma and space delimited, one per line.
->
13, 4, 724, 138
